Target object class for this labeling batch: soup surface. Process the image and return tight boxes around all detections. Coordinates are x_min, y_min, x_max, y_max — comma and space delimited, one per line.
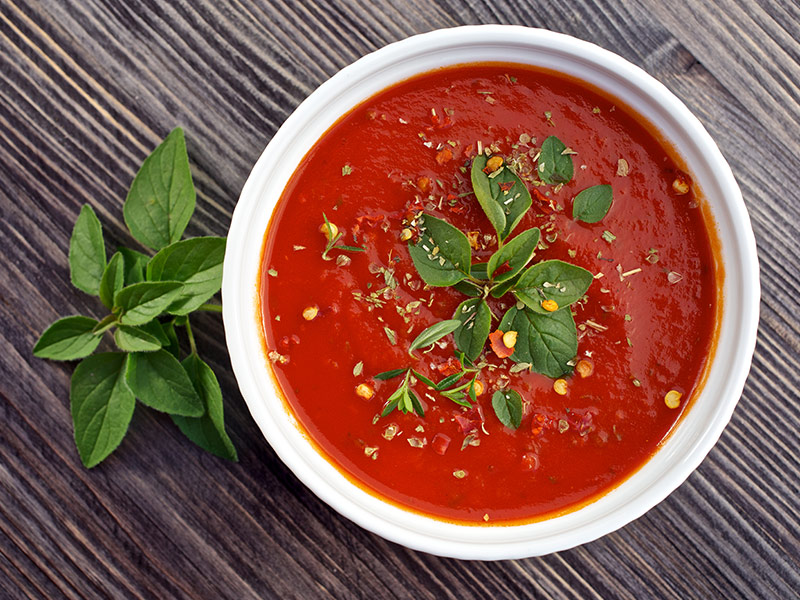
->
260, 63, 718, 523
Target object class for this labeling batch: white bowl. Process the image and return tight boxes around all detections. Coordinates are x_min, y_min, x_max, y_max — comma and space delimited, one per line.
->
223, 25, 760, 559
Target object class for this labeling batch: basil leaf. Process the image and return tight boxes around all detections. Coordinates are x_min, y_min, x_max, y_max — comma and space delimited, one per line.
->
470, 262, 489, 280
69, 204, 106, 295
452, 298, 491, 362
33, 316, 101, 361
162, 319, 180, 358
453, 280, 482, 298
125, 349, 203, 416
118, 247, 149, 285
114, 324, 162, 352
487, 228, 540, 282
471, 155, 532, 240
514, 259, 593, 314
538, 136, 573, 184
374, 368, 407, 381
490, 273, 521, 299
146, 236, 226, 315
99, 252, 125, 310
114, 281, 184, 325
137, 319, 171, 346
573, 184, 613, 223
171, 354, 237, 461
492, 389, 522, 429
499, 306, 577, 378
123, 128, 196, 251
70, 353, 135, 467
408, 319, 461, 357
407, 214, 471, 287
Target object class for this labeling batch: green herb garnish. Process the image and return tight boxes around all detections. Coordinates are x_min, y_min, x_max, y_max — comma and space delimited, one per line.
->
378, 142, 609, 428
32, 128, 236, 468
321, 212, 365, 260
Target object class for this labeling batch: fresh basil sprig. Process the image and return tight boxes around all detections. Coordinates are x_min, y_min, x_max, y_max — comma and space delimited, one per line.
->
33, 128, 237, 467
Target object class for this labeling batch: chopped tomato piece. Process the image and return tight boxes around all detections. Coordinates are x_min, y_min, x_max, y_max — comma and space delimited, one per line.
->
435, 148, 453, 165
431, 433, 451, 456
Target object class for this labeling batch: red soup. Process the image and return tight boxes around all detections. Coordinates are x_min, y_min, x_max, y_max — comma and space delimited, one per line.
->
260, 63, 720, 524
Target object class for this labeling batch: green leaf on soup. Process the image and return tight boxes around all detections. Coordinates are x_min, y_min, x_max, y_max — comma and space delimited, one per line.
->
171, 354, 237, 461
514, 259, 593, 314
33, 316, 102, 361
113, 324, 162, 352
125, 349, 203, 416
123, 127, 196, 251
572, 184, 613, 223
99, 252, 125, 310
70, 353, 135, 468
492, 389, 522, 429
487, 227, 540, 282
471, 155, 532, 241
146, 236, 226, 315
470, 262, 489, 281
537, 135, 573, 184
69, 204, 106, 295
114, 281, 184, 325
408, 319, 461, 357
407, 214, 471, 287
452, 298, 491, 362
499, 306, 577, 378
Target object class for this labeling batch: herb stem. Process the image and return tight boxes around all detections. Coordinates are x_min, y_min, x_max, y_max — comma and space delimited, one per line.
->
92, 314, 117, 336
185, 317, 198, 355
196, 303, 223, 313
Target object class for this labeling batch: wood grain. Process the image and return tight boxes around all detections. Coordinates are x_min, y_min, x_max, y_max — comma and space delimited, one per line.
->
1, 0, 798, 598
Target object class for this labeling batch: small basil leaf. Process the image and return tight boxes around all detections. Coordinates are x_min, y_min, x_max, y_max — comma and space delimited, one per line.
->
470, 262, 489, 281
69, 204, 106, 295
492, 389, 522, 429
500, 306, 577, 378
114, 325, 162, 352
162, 319, 180, 359
453, 280, 482, 298
137, 319, 171, 346
487, 228, 540, 282
125, 350, 203, 416
407, 214, 471, 287
146, 236, 226, 315
514, 259, 593, 314
99, 252, 125, 310
490, 273, 522, 299
171, 354, 238, 461
70, 353, 135, 467
33, 316, 101, 361
114, 281, 184, 325
118, 247, 149, 285
374, 368, 407, 381
538, 136, 573, 184
408, 319, 461, 357
572, 184, 613, 223
471, 155, 532, 240
123, 128, 196, 251
452, 298, 491, 362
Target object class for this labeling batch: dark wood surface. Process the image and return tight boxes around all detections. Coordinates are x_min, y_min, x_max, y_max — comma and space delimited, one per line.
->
2, 0, 799, 597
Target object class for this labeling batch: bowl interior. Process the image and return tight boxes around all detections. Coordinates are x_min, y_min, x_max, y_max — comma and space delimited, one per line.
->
223, 25, 759, 559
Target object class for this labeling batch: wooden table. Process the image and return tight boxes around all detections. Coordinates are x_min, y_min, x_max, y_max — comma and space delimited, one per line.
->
2, 1, 798, 597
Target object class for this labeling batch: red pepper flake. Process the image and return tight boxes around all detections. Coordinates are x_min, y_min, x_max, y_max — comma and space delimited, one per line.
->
498, 181, 515, 193
431, 433, 451, 456
435, 148, 453, 165
435, 357, 461, 376
489, 330, 514, 359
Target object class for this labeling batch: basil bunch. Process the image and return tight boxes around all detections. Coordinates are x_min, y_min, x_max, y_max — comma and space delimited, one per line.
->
33, 128, 236, 467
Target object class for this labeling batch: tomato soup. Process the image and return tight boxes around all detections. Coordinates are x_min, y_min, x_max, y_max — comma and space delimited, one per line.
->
259, 64, 719, 523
